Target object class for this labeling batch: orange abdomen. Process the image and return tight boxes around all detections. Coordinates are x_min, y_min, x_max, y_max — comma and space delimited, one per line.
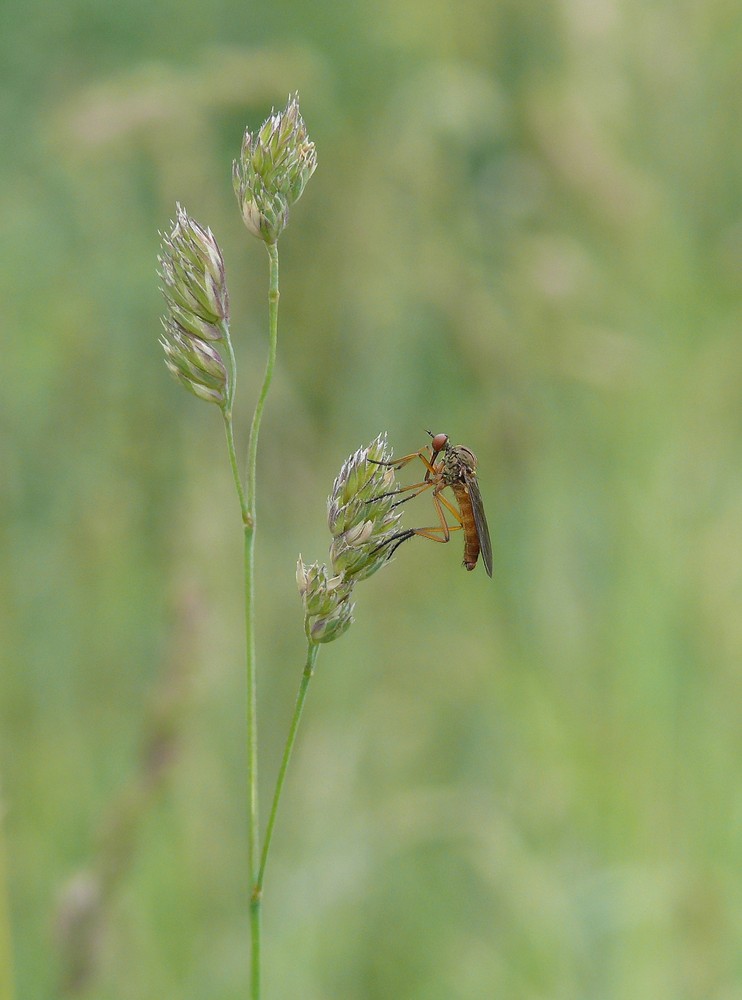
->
453, 483, 480, 571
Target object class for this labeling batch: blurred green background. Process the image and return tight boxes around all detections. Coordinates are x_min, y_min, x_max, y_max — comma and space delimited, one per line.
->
3, 0, 742, 997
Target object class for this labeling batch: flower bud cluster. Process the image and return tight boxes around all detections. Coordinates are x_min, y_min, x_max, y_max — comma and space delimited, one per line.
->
327, 436, 401, 583
158, 205, 231, 406
296, 559, 354, 644
298, 434, 402, 643
233, 94, 317, 244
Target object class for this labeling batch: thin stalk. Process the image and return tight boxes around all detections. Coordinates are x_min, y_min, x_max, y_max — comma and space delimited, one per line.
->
221, 321, 248, 521
257, 642, 319, 891
246, 522, 260, 1000
0, 796, 15, 1000
246, 242, 280, 521
224, 408, 248, 523
244, 241, 280, 1000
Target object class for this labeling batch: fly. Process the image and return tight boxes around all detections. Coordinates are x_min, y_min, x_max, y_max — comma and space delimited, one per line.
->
373, 431, 493, 577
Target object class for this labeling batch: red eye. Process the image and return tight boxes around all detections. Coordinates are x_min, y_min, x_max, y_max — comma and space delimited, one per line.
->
431, 433, 448, 452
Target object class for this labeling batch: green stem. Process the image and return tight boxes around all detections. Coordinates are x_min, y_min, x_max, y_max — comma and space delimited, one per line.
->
244, 241, 280, 1000
246, 523, 260, 1000
257, 642, 319, 891
0, 792, 15, 1000
246, 242, 280, 523
221, 324, 249, 523
223, 410, 248, 523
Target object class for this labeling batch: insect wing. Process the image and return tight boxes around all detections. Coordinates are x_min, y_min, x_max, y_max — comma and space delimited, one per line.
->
467, 473, 493, 577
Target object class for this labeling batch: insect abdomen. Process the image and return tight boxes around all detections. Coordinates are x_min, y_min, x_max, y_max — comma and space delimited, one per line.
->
453, 483, 480, 571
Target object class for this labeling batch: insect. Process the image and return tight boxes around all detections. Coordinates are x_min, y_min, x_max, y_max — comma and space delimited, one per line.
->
373, 431, 493, 577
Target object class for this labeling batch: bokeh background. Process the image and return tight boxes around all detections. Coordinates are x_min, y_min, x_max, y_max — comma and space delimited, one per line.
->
3, 1, 742, 997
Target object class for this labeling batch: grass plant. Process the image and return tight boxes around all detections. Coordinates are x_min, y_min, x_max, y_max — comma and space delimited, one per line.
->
158, 95, 404, 998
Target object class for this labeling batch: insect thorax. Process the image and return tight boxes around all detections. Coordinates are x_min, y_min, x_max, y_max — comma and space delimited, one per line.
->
442, 444, 477, 485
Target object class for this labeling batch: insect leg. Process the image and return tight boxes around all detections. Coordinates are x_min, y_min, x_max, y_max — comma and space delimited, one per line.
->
367, 479, 435, 509
435, 489, 465, 526
370, 448, 439, 479
372, 489, 462, 561
408, 489, 463, 542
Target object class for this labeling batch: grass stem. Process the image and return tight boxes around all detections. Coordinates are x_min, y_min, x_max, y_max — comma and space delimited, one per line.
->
243, 241, 280, 999
0, 806, 14, 1000
257, 642, 319, 892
